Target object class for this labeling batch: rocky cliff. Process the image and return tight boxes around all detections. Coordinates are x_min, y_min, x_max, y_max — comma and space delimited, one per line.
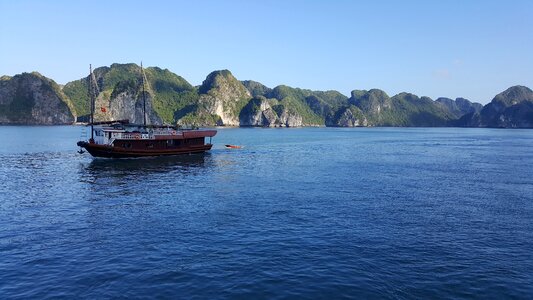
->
328, 105, 367, 127
348, 89, 392, 125
456, 86, 533, 128
1, 64, 532, 128
195, 70, 251, 126
435, 97, 482, 119
348, 89, 454, 126
0, 73, 74, 125
239, 96, 279, 127
246, 85, 347, 126
63, 63, 195, 125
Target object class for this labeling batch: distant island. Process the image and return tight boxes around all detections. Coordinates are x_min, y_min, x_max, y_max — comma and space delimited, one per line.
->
1, 63, 532, 128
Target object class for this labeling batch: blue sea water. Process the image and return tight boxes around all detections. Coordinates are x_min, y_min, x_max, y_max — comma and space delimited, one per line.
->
0, 126, 532, 299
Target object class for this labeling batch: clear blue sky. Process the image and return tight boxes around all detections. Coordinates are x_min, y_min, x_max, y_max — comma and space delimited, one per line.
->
1, 0, 532, 104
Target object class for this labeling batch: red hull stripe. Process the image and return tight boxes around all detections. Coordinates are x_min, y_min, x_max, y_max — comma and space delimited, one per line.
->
79, 142, 213, 158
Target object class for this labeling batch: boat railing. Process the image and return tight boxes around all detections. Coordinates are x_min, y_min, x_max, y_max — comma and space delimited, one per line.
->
152, 129, 181, 136
119, 133, 150, 140
105, 129, 185, 140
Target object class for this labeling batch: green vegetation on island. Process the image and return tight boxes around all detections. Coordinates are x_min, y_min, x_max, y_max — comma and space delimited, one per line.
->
0, 72, 74, 124
1, 63, 532, 128
455, 86, 533, 128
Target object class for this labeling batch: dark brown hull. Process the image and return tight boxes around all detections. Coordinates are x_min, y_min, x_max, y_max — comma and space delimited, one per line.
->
77, 141, 213, 158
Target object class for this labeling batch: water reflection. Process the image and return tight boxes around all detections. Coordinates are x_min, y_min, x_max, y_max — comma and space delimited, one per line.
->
89, 153, 208, 171
80, 153, 211, 183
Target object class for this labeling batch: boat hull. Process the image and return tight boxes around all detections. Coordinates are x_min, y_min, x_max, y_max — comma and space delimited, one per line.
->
77, 141, 213, 158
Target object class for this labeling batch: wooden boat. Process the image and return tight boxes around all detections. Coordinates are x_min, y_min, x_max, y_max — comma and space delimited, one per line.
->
77, 64, 216, 158
77, 120, 216, 158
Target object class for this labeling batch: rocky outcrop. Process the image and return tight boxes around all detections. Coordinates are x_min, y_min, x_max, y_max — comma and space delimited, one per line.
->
2, 64, 532, 128
239, 96, 278, 127
64, 63, 194, 125
102, 90, 162, 125
495, 101, 533, 128
348, 89, 453, 126
239, 96, 303, 127
277, 108, 303, 127
89, 78, 162, 125
348, 89, 392, 125
0, 72, 74, 125
456, 86, 533, 128
328, 106, 367, 127
239, 97, 277, 126
350, 89, 391, 113
197, 70, 252, 126
436, 97, 482, 119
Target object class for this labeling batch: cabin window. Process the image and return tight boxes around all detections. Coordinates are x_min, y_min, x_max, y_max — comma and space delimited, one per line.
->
123, 143, 132, 149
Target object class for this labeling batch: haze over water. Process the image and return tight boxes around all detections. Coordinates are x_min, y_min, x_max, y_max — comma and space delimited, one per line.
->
1, 126, 532, 298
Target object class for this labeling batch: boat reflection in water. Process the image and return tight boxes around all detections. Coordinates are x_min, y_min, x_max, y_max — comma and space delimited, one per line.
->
82, 153, 212, 182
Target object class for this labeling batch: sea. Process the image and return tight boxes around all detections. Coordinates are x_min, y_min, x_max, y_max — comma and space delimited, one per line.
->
1, 126, 532, 299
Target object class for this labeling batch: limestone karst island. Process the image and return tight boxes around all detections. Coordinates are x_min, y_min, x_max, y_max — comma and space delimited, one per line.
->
1, 63, 532, 128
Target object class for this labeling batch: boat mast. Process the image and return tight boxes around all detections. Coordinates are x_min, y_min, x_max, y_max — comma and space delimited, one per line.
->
89, 64, 94, 141
141, 61, 146, 126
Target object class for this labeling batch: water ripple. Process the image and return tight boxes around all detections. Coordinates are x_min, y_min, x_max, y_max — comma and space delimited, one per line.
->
1, 127, 533, 298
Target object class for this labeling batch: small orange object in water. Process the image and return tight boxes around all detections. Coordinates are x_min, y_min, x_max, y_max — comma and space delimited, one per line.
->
225, 144, 242, 149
